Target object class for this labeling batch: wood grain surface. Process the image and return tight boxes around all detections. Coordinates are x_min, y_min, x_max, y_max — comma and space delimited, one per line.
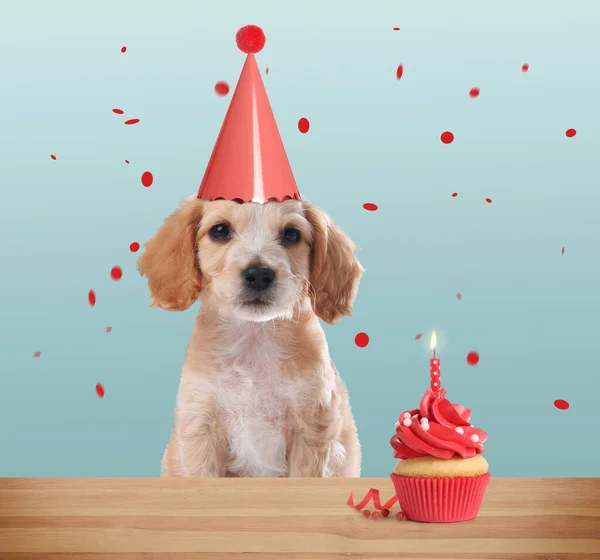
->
0, 478, 598, 559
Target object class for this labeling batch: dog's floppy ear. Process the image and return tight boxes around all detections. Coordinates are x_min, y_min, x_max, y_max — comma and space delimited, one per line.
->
137, 197, 204, 311
303, 200, 364, 324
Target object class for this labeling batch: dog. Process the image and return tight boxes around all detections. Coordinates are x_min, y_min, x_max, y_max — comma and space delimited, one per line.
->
137, 196, 363, 477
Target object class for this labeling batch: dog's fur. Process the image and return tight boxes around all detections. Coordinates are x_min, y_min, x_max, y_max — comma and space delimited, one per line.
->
138, 197, 363, 477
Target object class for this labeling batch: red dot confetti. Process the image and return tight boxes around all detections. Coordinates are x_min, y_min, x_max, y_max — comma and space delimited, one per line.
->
96, 383, 105, 398
554, 399, 570, 410
88, 290, 96, 307
125, 160, 130, 164
469, 87, 480, 98
124, 119, 140, 125
236, 25, 266, 54
566, 128, 576, 138
112, 108, 124, 114
561, 246, 565, 255
451, 192, 458, 197
33, 351, 41, 358
393, 27, 400, 31
521, 63, 529, 72
441, 131, 454, 144
50, 154, 57, 160
381, 508, 390, 517
456, 292, 462, 300
298, 118, 310, 134
110, 266, 123, 281
214, 81, 230, 96
363, 203, 378, 211
130, 241, 140, 252
105, 326, 112, 333
466, 351, 480, 366
362, 510, 371, 518
141, 171, 153, 187
485, 197, 492, 204
266, 67, 269, 75
121, 46, 127, 53
415, 333, 422, 340
396, 511, 405, 521
396, 65, 404, 80
355, 332, 370, 348
371, 511, 381, 520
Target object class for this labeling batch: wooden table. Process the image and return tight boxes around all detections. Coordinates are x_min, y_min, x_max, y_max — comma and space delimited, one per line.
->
0, 478, 598, 559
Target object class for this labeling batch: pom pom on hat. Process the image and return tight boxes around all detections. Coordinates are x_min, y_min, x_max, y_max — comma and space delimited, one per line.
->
236, 25, 266, 54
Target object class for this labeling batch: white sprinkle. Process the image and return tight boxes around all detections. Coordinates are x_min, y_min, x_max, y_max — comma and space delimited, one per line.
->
403, 412, 411, 419
455, 427, 464, 435
402, 418, 412, 427
420, 417, 429, 424
433, 382, 438, 387
471, 434, 479, 443
421, 423, 430, 431
432, 360, 437, 365
432, 371, 438, 376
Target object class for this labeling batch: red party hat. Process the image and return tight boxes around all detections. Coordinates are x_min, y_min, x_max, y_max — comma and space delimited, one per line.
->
197, 25, 300, 203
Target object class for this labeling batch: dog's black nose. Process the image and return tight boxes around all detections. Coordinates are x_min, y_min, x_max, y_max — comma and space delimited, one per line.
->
243, 267, 275, 291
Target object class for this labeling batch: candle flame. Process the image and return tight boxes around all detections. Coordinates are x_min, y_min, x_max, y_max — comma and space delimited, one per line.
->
429, 331, 437, 351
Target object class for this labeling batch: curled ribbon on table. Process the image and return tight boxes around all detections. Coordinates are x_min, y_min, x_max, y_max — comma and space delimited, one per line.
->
347, 488, 398, 511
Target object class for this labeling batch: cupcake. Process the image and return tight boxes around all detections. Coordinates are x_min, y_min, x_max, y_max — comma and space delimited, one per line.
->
389, 341, 490, 522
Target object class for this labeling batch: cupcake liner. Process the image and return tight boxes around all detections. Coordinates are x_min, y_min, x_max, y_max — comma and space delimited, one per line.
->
390, 472, 491, 523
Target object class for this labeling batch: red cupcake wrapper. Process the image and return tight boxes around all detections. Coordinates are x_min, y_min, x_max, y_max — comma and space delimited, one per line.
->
390, 472, 491, 523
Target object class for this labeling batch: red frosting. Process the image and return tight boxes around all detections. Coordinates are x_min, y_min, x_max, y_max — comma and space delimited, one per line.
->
390, 388, 487, 460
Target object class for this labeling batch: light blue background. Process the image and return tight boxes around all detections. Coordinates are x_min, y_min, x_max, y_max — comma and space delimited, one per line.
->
1, 0, 599, 477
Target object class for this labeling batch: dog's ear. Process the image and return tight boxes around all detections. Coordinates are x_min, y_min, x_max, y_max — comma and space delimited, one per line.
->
137, 197, 204, 311
303, 200, 364, 324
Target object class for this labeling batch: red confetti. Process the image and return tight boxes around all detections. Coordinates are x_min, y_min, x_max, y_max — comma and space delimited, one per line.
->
112, 108, 124, 114
236, 25, 266, 54
396, 511, 405, 521
214, 81, 230, 96
415, 333, 422, 340
466, 351, 480, 366
566, 128, 576, 138
33, 351, 41, 358
396, 65, 403, 80
347, 489, 398, 511
121, 46, 127, 53
124, 118, 140, 125
371, 511, 381, 520
125, 160, 130, 164
440, 131, 454, 144
381, 508, 390, 517
141, 171, 153, 187
362, 510, 371, 518
105, 326, 112, 333
50, 154, 57, 160
363, 203, 378, 211
456, 292, 462, 300
485, 197, 492, 204
88, 290, 96, 307
521, 63, 529, 72
265, 67, 269, 75
469, 87, 480, 98
561, 246, 565, 255
298, 117, 310, 134
129, 242, 140, 252
393, 27, 400, 31
451, 192, 458, 197
110, 266, 123, 281
554, 399, 570, 410
355, 332, 370, 348
96, 383, 105, 398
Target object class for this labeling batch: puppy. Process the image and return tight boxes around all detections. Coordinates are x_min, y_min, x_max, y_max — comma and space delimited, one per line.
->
137, 197, 363, 477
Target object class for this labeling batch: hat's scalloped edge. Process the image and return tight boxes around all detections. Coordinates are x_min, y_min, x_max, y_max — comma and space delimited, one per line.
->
197, 193, 301, 204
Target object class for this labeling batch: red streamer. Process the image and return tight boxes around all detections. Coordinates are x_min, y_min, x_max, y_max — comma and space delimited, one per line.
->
347, 488, 398, 511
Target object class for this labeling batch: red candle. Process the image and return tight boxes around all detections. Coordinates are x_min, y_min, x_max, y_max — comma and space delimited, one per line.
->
429, 331, 440, 392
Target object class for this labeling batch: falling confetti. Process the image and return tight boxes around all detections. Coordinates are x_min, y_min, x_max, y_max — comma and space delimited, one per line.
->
50, 154, 57, 160
124, 118, 140, 125
393, 27, 400, 31
110, 266, 123, 281
451, 192, 458, 197
466, 351, 480, 366
88, 290, 96, 307
214, 81, 230, 96
96, 383, 105, 398
121, 46, 127, 53
456, 292, 462, 300
561, 246, 565, 255
566, 128, 576, 138
363, 203, 378, 211
396, 65, 403, 80
129, 242, 140, 252
355, 332, 370, 348
266, 67, 269, 75
112, 109, 124, 114
554, 399, 569, 410
105, 326, 112, 333
125, 160, 130, 164
298, 118, 310, 134
415, 333, 422, 340
485, 197, 492, 204
33, 351, 41, 358
141, 171, 153, 187
521, 63, 529, 72
469, 87, 480, 98
440, 131, 454, 144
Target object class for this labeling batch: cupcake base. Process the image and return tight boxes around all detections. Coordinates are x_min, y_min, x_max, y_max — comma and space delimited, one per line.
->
390, 472, 491, 523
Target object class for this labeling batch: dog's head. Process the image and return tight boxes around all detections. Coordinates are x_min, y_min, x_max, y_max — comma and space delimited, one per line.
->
137, 197, 363, 324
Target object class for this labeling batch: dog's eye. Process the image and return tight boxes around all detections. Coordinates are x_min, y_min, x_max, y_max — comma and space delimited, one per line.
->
282, 227, 301, 244
209, 223, 231, 240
